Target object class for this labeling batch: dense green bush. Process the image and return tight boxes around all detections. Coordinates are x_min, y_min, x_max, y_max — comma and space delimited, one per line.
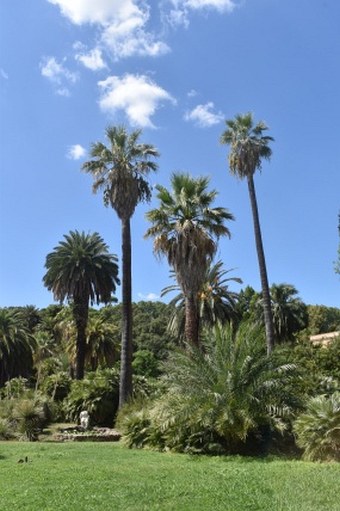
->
63, 369, 120, 426
119, 323, 298, 455
293, 391, 340, 461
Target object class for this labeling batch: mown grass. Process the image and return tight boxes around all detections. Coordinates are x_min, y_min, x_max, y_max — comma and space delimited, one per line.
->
0, 442, 339, 511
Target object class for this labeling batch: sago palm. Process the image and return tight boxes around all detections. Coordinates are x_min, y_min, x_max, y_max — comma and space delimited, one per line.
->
83, 125, 159, 407
145, 173, 234, 347
221, 112, 275, 354
43, 230, 120, 380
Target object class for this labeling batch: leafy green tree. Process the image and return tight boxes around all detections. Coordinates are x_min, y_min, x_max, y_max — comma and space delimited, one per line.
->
306, 305, 340, 335
221, 113, 275, 354
162, 261, 242, 338
145, 173, 234, 347
100, 301, 176, 369
0, 309, 35, 386
83, 126, 159, 407
43, 230, 120, 380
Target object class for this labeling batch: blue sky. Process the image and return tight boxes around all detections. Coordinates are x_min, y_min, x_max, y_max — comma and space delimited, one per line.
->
0, 0, 339, 309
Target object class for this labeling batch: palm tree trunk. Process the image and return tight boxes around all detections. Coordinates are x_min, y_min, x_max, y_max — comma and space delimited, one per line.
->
185, 294, 200, 348
119, 217, 133, 408
73, 300, 88, 380
247, 175, 275, 354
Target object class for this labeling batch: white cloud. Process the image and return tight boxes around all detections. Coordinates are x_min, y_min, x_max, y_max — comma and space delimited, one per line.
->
166, 0, 236, 27
184, 102, 224, 127
138, 292, 160, 302
47, 0, 138, 25
98, 74, 175, 128
186, 0, 236, 11
48, 0, 169, 61
187, 89, 198, 98
0, 68, 8, 80
74, 44, 107, 70
101, 22, 169, 60
67, 144, 86, 160
40, 56, 78, 96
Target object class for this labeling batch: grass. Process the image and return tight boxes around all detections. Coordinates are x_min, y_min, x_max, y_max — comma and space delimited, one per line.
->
0, 442, 339, 511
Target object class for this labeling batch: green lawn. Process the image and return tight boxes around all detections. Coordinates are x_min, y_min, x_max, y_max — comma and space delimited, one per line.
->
0, 442, 339, 511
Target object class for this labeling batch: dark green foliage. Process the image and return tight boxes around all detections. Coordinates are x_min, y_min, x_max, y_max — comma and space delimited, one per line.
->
0, 309, 35, 386
306, 305, 340, 335
249, 284, 308, 343
63, 369, 120, 426
272, 338, 340, 400
63, 368, 154, 427
101, 302, 176, 369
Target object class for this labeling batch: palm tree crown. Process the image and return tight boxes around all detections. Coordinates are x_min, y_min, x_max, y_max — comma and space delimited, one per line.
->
43, 230, 119, 305
82, 125, 159, 220
145, 172, 234, 346
220, 112, 273, 178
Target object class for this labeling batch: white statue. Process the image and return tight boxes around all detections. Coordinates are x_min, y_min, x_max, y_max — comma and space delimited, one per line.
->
80, 410, 90, 430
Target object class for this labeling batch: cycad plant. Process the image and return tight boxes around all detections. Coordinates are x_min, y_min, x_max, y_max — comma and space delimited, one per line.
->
293, 391, 340, 461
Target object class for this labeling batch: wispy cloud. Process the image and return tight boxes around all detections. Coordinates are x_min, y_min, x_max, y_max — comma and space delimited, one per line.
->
74, 43, 107, 71
184, 102, 224, 127
138, 292, 160, 302
0, 68, 9, 80
40, 56, 78, 96
98, 73, 175, 128
166, 0, 236, 27
48, 0, 169, 61
67, 144, 86, 160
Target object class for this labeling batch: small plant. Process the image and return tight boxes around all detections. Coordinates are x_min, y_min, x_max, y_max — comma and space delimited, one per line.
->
293, 391, 340, 461
13, 399, 45, 441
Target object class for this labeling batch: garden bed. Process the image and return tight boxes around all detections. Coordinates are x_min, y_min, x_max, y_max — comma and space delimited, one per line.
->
52, 426, 121, 442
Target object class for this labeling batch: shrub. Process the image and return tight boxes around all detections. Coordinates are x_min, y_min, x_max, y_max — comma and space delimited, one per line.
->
63, 369, 120, 427
293, 391, 340, 461
12, 399, 45, 441
119, 323, 298, 455
0, 417, 13, 440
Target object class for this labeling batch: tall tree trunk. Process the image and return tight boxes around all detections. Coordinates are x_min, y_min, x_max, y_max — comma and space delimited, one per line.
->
119, 216, 133, 408
247, 175, 275, 354
73, 300, 88, 380
185, 293, 200, 348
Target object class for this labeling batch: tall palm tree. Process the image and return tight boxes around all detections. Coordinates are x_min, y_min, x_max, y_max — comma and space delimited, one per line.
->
220, 112, 275, 354
145, 173, 234, 347
162, 261, 242, 338
82, 126, 159, 407
43, 230, 120, 380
